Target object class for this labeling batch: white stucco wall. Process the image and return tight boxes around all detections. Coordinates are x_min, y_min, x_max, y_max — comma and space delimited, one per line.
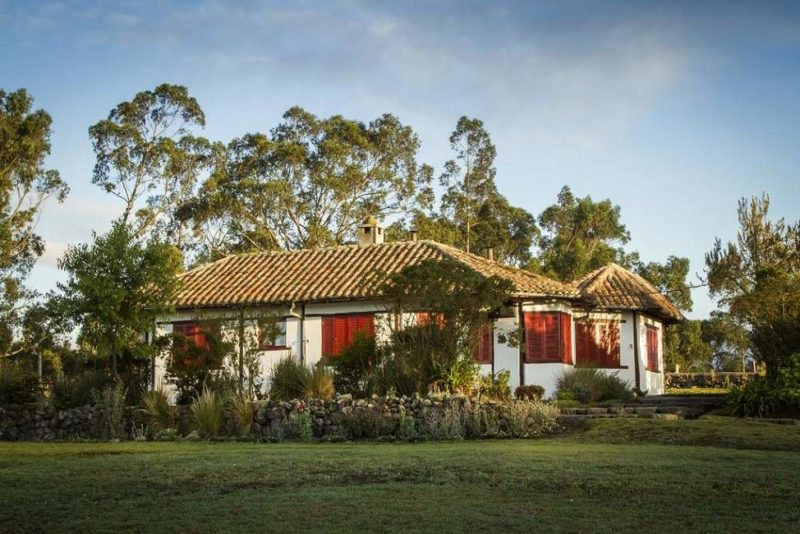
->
639, 314, 664, 395
492, 315, 520, 389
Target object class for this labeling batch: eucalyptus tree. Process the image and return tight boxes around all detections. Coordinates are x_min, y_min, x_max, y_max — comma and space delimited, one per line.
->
536, 186, 631, 281
89, 83, 214, 241
187, 106, 431, 252
0, 88, 69, 357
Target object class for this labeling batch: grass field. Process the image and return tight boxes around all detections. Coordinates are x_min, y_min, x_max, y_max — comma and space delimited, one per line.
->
1, 418, 799, 533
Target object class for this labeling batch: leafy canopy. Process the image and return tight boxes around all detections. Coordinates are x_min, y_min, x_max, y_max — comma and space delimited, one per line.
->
705, 194, 800, 380
536, 185, 629, 281
0, 88, 69, 357
180, 106, 431, 260
57, 222, 183, 377
89, 83, 214, 240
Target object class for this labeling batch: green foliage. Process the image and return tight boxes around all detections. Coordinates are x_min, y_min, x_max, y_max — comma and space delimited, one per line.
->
635, 256, 693, 311
480, 370, 511, 400
89, 83, 212, 239
702, 311, 751, 372
0, 363, 40, 405
387, 116, 537, 267
514, 384, 545, 401
0, 89, 69, 355
341, 409, 395, 440
141, 389, 177, 432
381, 258, 513, 394
93, 382, 127, 440
163, 321, 231, 405
305, 363, 335, 400
556, 368, 633, 404
56, 222, 182, 391
226, 395, 254, 436
184, 106, 430, 260
296, 411, 313, 441
706, 194, 800, 381
663, 320, 712, 373
729, 354, 800, 417
536, 186, 630, 281
51, 370, 112, 409
331, 332, 377, 397
504, 400, 559, 438
269, 357, 311, 401
190, 387, 224, 438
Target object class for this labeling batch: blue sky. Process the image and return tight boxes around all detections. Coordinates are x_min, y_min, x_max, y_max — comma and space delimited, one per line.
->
1, 0, 799, 319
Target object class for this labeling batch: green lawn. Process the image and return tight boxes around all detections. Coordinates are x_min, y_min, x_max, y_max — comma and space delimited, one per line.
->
1, 419, 799, 532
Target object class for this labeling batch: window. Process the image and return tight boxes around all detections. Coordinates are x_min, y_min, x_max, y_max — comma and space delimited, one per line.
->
576, 319, 621, 368
474, 323, 493, 364
321, 314, 375, 357
258, 319, 287, 350
524, 312, 572, 364
171, 322, 208, 350
417, 312, 445, 328
646, 325, 659, 372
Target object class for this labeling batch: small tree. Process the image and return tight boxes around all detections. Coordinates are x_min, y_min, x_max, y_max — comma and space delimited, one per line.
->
705, 194, 800, 381
380, 258, 512, 394
57, 222, 182, 397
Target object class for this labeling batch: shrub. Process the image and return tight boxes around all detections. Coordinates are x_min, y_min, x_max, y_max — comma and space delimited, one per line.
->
142, 389, 177, 431
296, 411, 313, 441
269, 357, 310, 401
515, 384, 545, 401
504, 400, 558, 438
480, 370, 511, 400
93, 382, 127, 440
556, 368, 633, 404
163, 323, 230, 405
422, 405, 464, 440
153, 428, 180, 441
306, 363, 335, 400
331, 332, 377, 397
51, 370, 111, 409
0, 364, 40, 405
341, 409, 394, 439
273, 410, 314, 441
226, 395, 254, 436
728, 377, 800, 418
191, 387, 224, 438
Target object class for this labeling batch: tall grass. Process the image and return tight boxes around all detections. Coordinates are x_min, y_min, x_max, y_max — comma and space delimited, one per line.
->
191, 387, 224, 438
93, 382, 127, 440
227, 395, 254, 436
305, 363, 335, 400
142, 389, 177, 431
269, 357, 311, 401
556, 368, 633, 403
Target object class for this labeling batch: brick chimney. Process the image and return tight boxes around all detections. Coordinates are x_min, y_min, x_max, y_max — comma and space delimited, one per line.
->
358, 216, 384, 246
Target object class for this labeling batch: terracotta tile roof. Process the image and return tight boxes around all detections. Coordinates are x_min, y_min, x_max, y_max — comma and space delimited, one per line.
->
174, 240, 578, 309
572, 263, 684, 323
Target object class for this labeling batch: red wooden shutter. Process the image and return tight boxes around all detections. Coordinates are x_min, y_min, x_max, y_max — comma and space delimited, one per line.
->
560, 313, 572, 364
322, 317, 335, 356
575, 321, 592, 365
525, 313, 543, 362
646, 326, 659, 371
601, 322, 620, 367
333, 316, 349, 356
474, 323, 493, 363
543, 313, 560, 361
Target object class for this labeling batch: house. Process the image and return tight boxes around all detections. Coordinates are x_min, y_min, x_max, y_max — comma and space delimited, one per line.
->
153, 218, 682, 397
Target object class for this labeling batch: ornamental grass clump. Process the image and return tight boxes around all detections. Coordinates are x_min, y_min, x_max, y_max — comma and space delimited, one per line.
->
226, 394, 255, 436
142, 388, 177, 431
191, 386, 224, 438
556, 368, 633, 404
269, 357, 311, 401
305, 363, 335, 400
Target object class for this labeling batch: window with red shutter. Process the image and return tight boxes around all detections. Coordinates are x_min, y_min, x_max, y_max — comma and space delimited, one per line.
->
474, 323, 493, 364
172, 322, 208, 350
524, 312, 571, 364
575, 319, 620, 367
646, 325, 659, 372
321, 314, 375, 358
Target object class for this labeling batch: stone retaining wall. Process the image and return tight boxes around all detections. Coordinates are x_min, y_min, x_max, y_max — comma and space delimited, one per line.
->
0, 395, 556, 441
